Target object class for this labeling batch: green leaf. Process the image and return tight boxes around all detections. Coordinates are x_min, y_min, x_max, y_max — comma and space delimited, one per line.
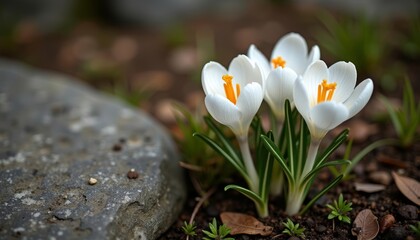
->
204, 116, 241, 163
301, 160, 350, 187
257, 131, 274, 202
297, 116, 310, 176
284, 100, 297, 177
210, 218, 217, 233
315, 129, 348, 168
299, 175, 343, 215
343, 216, 351, 224
193, 133, 248, 181
260, 135, 294, 185
251, 115, 263, 150
224, 184, 264, 207
202, 230, 216, 238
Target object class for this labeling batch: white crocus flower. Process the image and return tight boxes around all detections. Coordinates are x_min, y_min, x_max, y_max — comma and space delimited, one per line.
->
294, 60, 374, 140
202, 54, 263, 191
263, 67, 297, 119
248, 32, 319, 120
202, 55, 263, 138
293, 60, 374, 179
248, 32, 320, 79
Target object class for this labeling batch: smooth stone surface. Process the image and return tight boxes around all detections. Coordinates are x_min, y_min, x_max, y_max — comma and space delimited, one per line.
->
0, 59, 185, 239
296, 0, 419, 19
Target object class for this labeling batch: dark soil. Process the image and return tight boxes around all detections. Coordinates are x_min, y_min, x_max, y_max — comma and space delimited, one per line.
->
1, 2, 419, 239
159, 144, 420, 240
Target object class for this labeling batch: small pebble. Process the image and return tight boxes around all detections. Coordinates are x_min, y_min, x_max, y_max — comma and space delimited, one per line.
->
397, 205, 418, 220
127, 169, 139, 179
316, 225, 327, 233
370, 201, 377, 209
369, 171, 392, 185
88, 177, 97, 185
112, 144, 122, 152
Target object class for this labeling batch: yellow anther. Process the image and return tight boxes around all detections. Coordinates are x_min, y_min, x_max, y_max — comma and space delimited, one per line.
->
271, 56, 286, 68
222, 74, 240, 104
317, 79, 337, 103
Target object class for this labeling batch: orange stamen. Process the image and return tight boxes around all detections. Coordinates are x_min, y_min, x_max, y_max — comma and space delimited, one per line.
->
271, 56, 286, 68
222, 74, 240, 104
317, 79, 337, 103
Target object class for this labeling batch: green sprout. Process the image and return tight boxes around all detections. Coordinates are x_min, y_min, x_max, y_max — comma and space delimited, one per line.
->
181, 221, 197, 237
202, 218, 234, 240
282, 218, 305, 239
409, 222, 420, 237
326, 194, 352, 231
380, 78, 420, 148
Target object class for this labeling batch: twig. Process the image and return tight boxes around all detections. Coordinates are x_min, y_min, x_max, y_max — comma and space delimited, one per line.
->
179, 161, 203, 172
186, 187, 216, 240
189, 187, 216, 225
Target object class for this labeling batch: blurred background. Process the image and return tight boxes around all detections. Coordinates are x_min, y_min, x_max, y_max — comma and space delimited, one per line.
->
1, 0, 419, 126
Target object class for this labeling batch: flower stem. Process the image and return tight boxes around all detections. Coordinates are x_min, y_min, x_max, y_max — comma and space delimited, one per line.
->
301, 138, 321, 180
237, 135, 259, 193
285, 188, 305, 215
270, 169, 284, 196
256, 202, 269, 218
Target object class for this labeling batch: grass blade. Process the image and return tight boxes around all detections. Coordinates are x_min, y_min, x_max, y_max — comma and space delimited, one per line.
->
261, 135, 294, 185
204, 116, 241, 163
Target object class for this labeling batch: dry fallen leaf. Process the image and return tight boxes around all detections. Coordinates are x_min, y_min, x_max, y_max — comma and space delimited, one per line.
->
354, 182, 386, 193
391, 171, 420, 206
220, 212, 273, 236
379, 214, 395, 233
352, 209, 379, 240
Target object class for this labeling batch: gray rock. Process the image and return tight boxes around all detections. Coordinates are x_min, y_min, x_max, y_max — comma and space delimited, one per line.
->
106, 0, 248, 26
0, 0, 73, 31
296, 0, 419, 19
0, 59, 185, 239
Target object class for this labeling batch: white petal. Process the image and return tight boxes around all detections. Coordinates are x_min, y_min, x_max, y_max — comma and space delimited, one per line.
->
236, 82, 263, 131
229, 55, 262, 88
205, 94, 241, 131
328, 61, 357, 103
265, 67, 297, 117
307, 45, 320, 66
302, 60, 329, 105
248, 44, 271, 80
293, 77, 311, 121
202, 61, 227, 96
271, 33, 308, 75
344, 79, 374, 119
310, 101, 349, 132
